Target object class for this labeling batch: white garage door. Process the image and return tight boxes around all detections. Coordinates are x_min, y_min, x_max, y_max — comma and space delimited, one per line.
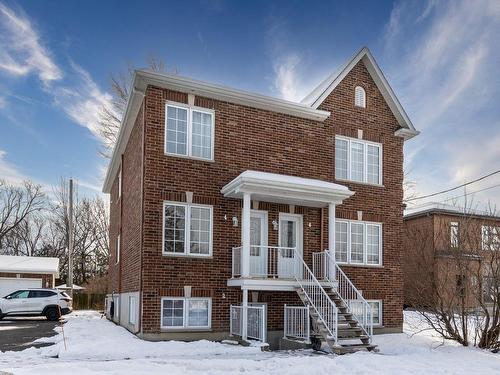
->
0, 278, 42, 298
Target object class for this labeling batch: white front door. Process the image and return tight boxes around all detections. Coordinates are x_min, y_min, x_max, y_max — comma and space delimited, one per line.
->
278, 213, 303, 278
250, 210, 268, 276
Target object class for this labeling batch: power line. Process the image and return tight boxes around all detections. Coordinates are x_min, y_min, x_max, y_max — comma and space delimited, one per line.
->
406, 169, 500, 202
440, 183, 500, 203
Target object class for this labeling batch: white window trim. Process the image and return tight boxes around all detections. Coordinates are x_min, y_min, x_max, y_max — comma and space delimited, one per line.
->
128, 296, 136, 325
335, 135, 383, 186
164, 101, 215, 162
160, 297, 212, 330
118, 166, 122, 198
162, 201, 213, 257
115, 234, 120, 264
336, 219, 382, 266
482, 225, 500, 251
450, 221, 459, 248
367, 299, 382, 327
355, 86, 366, 108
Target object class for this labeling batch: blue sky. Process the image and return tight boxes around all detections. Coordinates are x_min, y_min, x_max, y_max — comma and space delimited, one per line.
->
0, 0, 499, 209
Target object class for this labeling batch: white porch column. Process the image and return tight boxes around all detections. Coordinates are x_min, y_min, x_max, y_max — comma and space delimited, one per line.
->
328, 203, 336, 281
242, 288, 248, 340
241, 192, 251, 278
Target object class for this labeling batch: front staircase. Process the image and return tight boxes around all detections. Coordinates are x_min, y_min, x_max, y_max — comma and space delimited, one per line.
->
287, 250, 378, 354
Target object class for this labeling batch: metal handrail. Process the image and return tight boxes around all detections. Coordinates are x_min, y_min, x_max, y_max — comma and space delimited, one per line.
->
293, 250, 338, 343
284, 305, 310, 343
321, 250, 373, 340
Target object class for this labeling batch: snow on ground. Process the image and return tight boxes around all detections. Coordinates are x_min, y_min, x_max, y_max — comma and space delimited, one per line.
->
1, 310, 499, 374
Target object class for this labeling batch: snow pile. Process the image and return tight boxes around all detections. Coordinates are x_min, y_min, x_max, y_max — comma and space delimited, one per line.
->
1, 311, 499, 375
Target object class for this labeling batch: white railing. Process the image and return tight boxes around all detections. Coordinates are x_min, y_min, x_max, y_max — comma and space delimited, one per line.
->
294, 251, 338, 343
230, 305, 266, 342
284, 305, 310, 343
232, 245, 297, 279
313, 250, 373, 341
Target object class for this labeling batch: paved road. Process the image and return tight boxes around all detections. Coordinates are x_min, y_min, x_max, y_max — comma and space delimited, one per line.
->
0, 318, 59, 352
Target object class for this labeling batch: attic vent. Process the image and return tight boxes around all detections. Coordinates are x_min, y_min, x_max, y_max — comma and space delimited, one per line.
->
355, 86, 366, 108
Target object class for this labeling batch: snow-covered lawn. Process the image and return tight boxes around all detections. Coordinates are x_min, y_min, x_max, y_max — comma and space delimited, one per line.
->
1, 311, 499, 374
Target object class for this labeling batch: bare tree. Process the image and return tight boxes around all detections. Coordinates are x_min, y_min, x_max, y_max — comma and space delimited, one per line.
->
0, 180, 45, 248
404, 201, 500, 350
98, 56, 170, 158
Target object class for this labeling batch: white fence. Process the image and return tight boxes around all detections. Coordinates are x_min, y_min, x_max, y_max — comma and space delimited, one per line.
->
230, 305, 266, 342
283, 305, 310, 342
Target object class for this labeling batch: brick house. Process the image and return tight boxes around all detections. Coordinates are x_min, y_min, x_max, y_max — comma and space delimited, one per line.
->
103, 47, 418, 352
403, 203, 500, 309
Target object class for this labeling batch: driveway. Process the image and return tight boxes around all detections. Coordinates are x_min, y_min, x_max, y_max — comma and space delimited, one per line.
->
0, 317, 59, 352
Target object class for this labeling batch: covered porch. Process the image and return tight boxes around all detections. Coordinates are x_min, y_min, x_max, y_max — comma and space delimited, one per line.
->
221, 170, 354, 342
222, 170, 354, 288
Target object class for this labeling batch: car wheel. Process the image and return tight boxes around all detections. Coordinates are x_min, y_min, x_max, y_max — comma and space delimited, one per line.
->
45, 307, 60, 321
0, 311, 3, 320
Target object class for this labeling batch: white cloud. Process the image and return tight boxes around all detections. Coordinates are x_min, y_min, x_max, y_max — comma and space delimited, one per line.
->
0, 3, 62, 84
0, 96, 6, 109
385, 0, 500, 208
0, 149, 28, 185
273, 54, 302, 101
52, 62, 114, 139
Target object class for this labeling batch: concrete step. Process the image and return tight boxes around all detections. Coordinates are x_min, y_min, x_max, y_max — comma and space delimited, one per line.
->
330, 343, 378, 355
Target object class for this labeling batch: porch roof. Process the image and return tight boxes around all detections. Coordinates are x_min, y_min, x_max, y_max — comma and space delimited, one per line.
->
221, 170, 354, 207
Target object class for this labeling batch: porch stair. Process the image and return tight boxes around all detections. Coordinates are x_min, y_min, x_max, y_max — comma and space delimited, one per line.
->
295, 288, 377, 354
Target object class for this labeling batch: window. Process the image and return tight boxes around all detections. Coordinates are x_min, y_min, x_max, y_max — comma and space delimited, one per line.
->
29, 290, 56, 298
368, 300, 382, 326
115, 234, 120, 264
355, 86, 366, 108
118, 166, 122, 198
129, 296, 136, 325
450, 222, 459, 248
335, 220, 382, 266
161, 297, 211, 329
165, 103, 214, 160
456, 275, 466, 298
482, 226, 500, 250
163, 202, 213, 256
335, 136, 382, 185
7, 290, 29, 299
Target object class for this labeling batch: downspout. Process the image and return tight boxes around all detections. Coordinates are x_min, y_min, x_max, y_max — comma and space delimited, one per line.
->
139, 98, 146, 335
320, 208, 324, 250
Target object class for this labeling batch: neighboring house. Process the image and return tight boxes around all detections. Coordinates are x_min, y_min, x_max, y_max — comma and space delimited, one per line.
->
102, 47, 418, 352
403, 203, 500, 309
0, 255, 60, 297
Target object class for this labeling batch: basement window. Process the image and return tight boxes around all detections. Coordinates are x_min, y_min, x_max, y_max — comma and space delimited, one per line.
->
161, 297, 211, 329
165, 102, 214, 161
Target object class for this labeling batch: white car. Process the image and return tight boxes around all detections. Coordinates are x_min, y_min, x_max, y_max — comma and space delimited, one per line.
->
0, 288, 72, 321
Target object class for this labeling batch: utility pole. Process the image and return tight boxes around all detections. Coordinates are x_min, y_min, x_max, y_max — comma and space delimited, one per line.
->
67, 179, 74, 298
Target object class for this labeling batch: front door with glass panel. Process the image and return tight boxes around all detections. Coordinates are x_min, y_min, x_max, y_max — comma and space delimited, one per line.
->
278, 213, 303, 278
250, 211, 268, 277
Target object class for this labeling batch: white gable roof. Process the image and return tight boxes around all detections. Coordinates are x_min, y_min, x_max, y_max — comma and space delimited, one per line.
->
302, 47, 419, 139
0, 255, 60, 277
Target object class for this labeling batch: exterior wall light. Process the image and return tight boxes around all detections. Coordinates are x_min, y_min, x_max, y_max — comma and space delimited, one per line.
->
232, 216, 238, 227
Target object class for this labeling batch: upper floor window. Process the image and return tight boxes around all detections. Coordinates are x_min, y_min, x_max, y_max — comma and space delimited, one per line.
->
482, 225, 500, 251
335, 219, 382, 266
450, 222, 459, 248
118, 165, 122, 198
355, 86, 366, 108
163, 202, 213, 257
115, 234, 120, 264
165, 103, 214, 161
335, 136, 382, 185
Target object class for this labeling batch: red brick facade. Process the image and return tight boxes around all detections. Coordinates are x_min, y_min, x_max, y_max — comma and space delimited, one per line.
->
108, 59, 406, 337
